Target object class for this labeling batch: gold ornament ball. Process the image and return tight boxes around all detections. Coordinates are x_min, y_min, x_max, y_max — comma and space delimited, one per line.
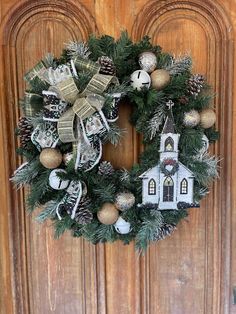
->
115, 192, 135, 211
151, 69, 171, 90
39, 148, 62, 169
200, 109, 216, 129
183, 110, 200, 127
97, 203, 119, 225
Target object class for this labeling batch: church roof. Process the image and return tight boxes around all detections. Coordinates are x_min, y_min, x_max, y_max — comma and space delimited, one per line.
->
139, 162, 194, 178
162, 110, 176, 134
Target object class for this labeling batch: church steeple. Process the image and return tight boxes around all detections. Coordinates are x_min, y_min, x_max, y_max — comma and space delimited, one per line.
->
162, 100, 176, 134
159, 100, 180, 161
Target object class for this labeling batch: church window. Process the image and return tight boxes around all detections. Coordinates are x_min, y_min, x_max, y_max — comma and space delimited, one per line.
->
148, 179, 156, 195
180, 179, 188, 194
163, 176, 174, 202
164, 137, 174, 151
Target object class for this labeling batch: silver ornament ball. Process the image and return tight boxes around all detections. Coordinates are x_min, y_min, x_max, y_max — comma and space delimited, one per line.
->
130, 70, 151, 91
49, 169, 70, 190
139, 51, 157, 73
115, 192, 135, 211
114, 217, 132, 234
183, 110, 200, 127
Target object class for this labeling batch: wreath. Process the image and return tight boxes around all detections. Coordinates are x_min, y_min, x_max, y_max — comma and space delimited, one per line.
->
12, 32, 219, 251
160, 159, 179, 176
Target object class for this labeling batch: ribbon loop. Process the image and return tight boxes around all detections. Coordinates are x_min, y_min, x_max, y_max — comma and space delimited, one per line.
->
80, 74, 119, 97
57, 108, 78, 143
24, 92, 43, 117
73, 56, 101, 75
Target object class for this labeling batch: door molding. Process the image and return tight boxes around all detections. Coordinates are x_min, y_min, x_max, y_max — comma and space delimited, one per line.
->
0, 1, 98, 312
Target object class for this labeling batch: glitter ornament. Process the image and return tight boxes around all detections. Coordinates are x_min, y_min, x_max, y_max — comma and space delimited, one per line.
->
49, 169, 69, 190
200, 109, 216, 129
114, 192, 135, 211
114, 217, 132, 234
63, 152, 74, 165
39, 148, 62, 169
183, 110, 200, 127
97, 203, 119, 225
139, 51, 157, 73
151, 69, 170, 90
130, 70, 151, 91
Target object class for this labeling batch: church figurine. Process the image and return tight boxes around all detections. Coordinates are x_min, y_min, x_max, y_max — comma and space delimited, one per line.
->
139, 100, 196, 210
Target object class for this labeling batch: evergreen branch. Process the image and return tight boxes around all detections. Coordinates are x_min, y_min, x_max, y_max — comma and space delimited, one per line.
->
135, 210, 163, 252
36, 200, 58, 222
103, 123, 125, 146
43, 53, 55, 68
26, 169, 51, 212
92, 181, 116, 204
11, 158, 43, 189
54, 216, 74, 239
146, 103, 166, 140
165, 55, 192, 75
65, 41, 91, 59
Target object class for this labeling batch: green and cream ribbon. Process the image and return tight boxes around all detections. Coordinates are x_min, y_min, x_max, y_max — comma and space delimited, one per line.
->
73, 56, 101, 75
57, 73, 119, 144
24, 60, 48, 84
80, 74, 119, 97
24, 92, 43, 117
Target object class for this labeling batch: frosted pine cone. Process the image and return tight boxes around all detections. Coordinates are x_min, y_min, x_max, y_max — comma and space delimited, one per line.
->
98, 56, 116, 75
18, 117, 33, 148
75, 208, 93, 224
187, 74, 205, 97
153, 224, 176, 241
75, 197, 93, 224
98, 161, 114, 176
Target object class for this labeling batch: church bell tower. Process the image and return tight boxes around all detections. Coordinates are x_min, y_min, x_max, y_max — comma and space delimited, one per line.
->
159, 100, 180, 162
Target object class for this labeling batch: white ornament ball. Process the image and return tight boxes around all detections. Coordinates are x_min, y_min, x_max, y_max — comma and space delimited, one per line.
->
114, 217, 132, 234
115, 192, 135, 211
130, 70, 151, 91
49, 169, 70, 190
183, 110, 200, 127
139, 51, 157, 73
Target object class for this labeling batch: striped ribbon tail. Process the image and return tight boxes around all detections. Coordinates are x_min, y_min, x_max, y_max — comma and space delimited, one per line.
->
24, 92, 43, 117
57, 108, 78, 143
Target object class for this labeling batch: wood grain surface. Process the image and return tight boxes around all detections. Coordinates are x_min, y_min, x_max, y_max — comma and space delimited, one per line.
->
0, 0, 235, 313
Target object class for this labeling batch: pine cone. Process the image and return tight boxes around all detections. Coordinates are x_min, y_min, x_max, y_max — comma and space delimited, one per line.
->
74, 197, 93, 225
178, 95, 189, 105
98, 56, 116, 75
18, 117, 33, 148
153, 224, 176, 241
187, 74, 205, 97
98, 161, 114, 176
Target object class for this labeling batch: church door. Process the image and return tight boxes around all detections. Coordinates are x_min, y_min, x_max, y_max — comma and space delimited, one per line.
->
163, 176, 174, 202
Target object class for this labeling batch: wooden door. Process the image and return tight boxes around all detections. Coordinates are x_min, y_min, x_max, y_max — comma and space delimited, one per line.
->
0, 0, 235, 313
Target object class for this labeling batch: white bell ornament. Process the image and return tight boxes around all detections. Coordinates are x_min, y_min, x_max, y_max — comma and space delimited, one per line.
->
114, 217, 132, 234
